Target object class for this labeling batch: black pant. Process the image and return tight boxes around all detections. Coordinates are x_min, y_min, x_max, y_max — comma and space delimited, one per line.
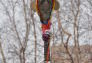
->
44, 41, 50, 61
42, 33, 51, 61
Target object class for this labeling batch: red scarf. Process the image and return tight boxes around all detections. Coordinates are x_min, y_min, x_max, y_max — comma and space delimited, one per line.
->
42, 21, 51, 34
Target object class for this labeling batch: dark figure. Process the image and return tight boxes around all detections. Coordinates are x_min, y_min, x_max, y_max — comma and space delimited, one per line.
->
36, 0, 55, 61
31, 0, 60, 62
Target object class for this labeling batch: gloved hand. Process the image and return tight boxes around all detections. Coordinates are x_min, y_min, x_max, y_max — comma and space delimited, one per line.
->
42, 34, 50, 42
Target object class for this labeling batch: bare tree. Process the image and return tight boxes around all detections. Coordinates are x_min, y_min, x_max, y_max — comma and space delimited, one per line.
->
0, 37, 6, 63
0, 0, 32, 63
56, 10, 74, 63
71, 0, 80, 63
30, 0, 37, 63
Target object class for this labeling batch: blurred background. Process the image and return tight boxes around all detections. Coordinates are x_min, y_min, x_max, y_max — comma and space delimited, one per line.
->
0, 0, 92, 63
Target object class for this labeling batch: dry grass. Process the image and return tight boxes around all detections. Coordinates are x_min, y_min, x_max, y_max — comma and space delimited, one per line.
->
51, 44, 92, 63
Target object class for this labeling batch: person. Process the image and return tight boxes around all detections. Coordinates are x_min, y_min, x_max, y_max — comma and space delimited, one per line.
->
31, 0, 60, 62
